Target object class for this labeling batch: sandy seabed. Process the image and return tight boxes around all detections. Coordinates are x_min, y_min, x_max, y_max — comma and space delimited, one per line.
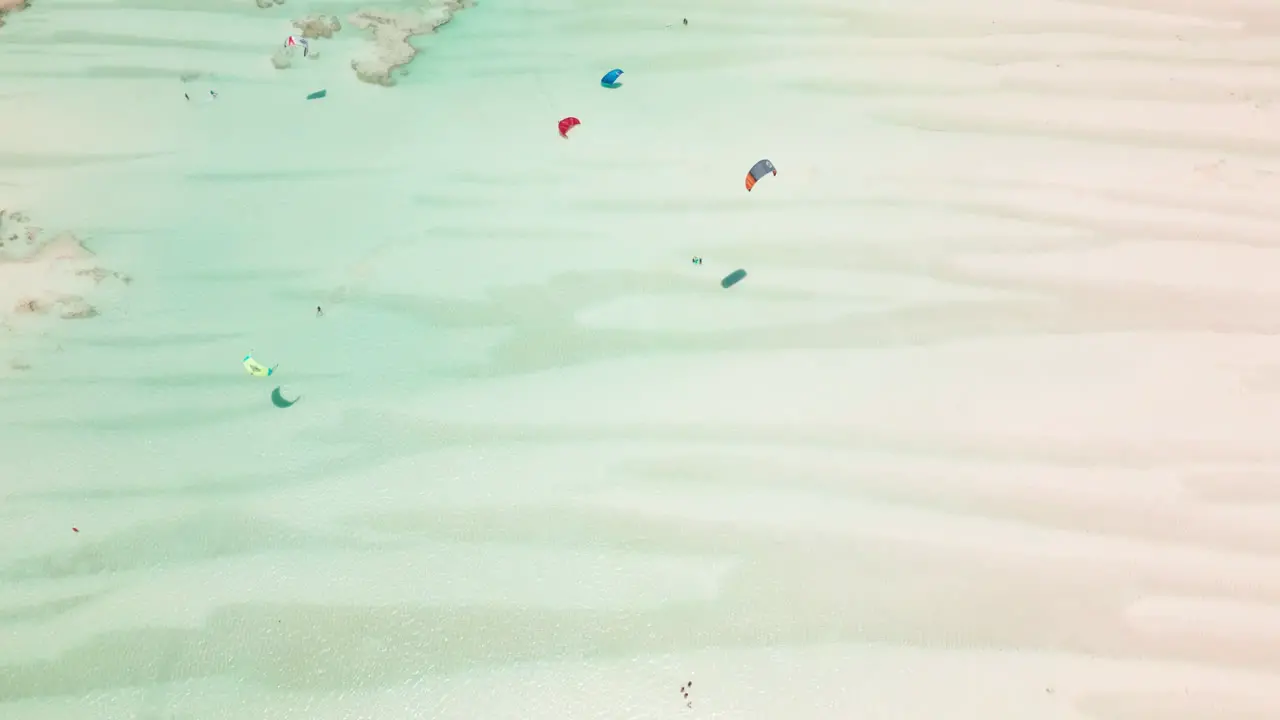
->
2, 0, 1280, 718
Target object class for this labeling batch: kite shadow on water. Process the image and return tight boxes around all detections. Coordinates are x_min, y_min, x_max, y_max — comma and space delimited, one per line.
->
271, 386, 299, 408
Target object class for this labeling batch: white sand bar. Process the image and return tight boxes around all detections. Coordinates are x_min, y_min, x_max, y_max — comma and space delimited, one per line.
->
2, 0, 1280, 717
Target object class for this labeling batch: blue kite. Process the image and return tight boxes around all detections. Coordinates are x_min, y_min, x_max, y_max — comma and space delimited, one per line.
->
601, 68, 624, 88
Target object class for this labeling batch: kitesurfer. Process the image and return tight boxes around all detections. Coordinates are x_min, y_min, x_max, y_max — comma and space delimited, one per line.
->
316, 306, 323, 317
184, 93, 190, 100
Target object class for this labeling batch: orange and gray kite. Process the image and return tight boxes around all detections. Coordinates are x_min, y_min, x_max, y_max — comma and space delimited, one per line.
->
745, 159, 776, 191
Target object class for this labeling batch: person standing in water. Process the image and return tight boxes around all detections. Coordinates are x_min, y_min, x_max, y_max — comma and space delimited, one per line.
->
316, 306, 323, 317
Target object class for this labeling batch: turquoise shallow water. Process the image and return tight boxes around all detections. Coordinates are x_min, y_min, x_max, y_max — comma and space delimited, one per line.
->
5, 0, 1280, 717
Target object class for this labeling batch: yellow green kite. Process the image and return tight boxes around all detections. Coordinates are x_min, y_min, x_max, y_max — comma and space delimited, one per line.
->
243, 354, 276, 377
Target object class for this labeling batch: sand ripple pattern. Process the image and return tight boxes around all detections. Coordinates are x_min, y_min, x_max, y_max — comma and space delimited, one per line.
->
1, 0, 1280, 717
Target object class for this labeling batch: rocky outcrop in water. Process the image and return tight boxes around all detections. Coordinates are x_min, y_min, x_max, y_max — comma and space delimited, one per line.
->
0, 0, 31, 30
0, 210, 129, 325
348, 1, 472, 86
267, 14, 338, 70
293, 14, 341, 39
